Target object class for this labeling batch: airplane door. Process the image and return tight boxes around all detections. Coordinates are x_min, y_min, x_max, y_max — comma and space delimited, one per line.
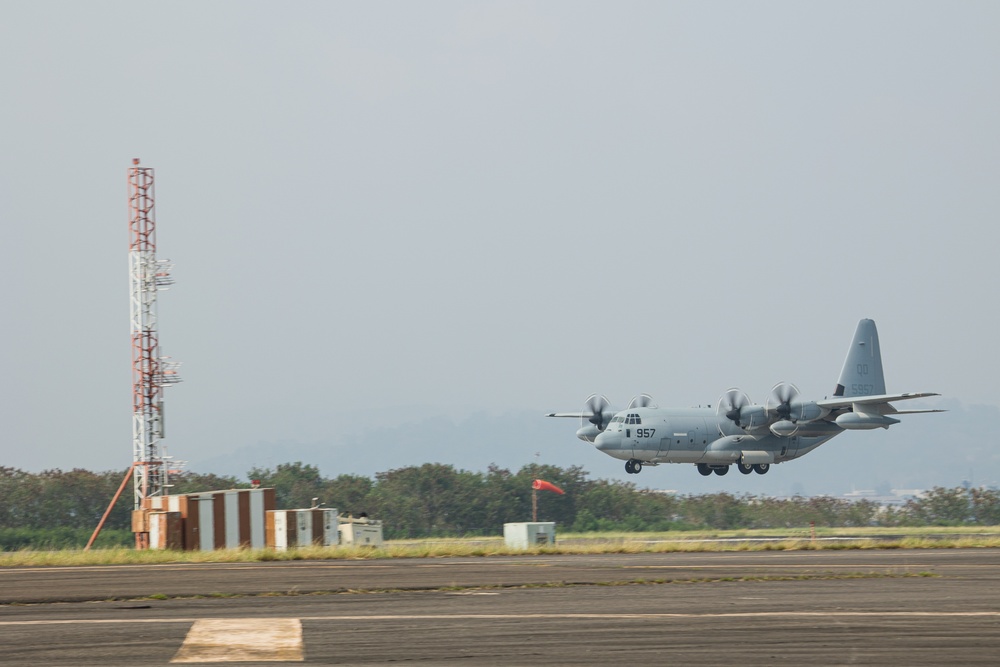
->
657, 421, 705, 463
655, 430, 688, 460
625, 426, 640, 458
656, 437, 671, 459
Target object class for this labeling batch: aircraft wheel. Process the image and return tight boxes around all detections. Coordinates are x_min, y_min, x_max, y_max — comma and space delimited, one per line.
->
714, 466, 729, 476
753, 463, 770, 475
633, 460, 642, 474
737, 462, 754, 475
625, 460, 634, 474
697, 463, 712, 476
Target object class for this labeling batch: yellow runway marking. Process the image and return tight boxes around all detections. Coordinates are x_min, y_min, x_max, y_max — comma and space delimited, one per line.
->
171, 618, 303, 663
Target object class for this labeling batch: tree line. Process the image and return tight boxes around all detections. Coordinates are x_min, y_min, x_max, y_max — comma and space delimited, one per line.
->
2, 463, 999, 549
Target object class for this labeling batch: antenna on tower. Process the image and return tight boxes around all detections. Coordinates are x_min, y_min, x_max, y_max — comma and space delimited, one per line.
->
128, 159, 183, 548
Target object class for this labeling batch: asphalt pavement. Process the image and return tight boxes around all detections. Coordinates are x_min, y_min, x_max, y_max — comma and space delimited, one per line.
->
1, 548, 998, 665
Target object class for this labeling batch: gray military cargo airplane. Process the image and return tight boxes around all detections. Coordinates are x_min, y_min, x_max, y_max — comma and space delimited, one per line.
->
547, 319, 942, 477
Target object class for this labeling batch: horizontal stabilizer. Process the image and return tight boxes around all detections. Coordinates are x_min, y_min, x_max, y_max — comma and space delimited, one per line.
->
816, 392, 940, 410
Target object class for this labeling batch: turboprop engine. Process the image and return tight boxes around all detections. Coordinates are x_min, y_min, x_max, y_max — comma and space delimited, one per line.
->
715, 389, 766, 434
574, 394, 619, 442
764, 382, 828, 436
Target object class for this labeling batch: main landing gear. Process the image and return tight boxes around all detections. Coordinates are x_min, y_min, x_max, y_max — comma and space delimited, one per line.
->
698, 463, 770, 476
625, 459, 643, 474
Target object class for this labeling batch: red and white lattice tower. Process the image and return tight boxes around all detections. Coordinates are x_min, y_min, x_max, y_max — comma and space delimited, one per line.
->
128, 159, 181, 513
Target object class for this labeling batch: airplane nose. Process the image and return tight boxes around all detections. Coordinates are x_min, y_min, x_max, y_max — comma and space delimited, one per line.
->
594, 430, 621, 452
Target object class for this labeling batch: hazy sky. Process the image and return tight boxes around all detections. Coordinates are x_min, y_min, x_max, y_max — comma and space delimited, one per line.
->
2, 2, 997, 481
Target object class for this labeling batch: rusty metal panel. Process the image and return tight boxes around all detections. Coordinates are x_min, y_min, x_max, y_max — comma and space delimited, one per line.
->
131, 509, 149, 533
238, 490, 251, 548
265, 510, 278, 549
148, 511, 183, 550
261, 488, 276, 512
212, 492, 226, 549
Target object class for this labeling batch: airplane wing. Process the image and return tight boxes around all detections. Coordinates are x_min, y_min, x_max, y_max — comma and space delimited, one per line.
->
545, 412, 592, 418
815, 392, 944, 412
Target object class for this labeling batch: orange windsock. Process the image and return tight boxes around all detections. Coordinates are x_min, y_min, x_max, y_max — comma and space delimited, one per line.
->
532, 479, 565, 495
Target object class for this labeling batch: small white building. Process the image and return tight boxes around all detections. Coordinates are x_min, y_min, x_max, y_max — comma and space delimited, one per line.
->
339, 516, 384, 547
503, 522, 556, 549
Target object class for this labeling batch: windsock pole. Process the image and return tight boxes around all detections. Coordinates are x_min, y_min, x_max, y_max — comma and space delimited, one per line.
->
531, 479, 564, 522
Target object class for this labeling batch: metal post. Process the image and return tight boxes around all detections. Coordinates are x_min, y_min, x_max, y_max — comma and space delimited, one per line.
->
85, 464, 136, 551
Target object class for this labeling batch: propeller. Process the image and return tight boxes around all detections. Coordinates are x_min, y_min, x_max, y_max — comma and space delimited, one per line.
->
716, 388, 753, 431
583, 393, 612, 431
765, 382, 802, 422
627, 394, 655, 410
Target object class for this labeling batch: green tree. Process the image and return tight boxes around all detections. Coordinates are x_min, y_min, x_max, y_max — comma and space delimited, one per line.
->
905, 487, 973, 525
970, 488, 1000, 524
321, 474, 374, 517
368, 463, 485, 537
247, 462, 326, 509
678, 493, 747, 529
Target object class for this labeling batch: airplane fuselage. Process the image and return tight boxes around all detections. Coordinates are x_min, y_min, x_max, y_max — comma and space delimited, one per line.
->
549, 319, 942, 477
591, 406, 840, 466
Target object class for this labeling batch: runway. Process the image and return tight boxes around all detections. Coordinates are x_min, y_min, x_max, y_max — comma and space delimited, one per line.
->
2, 548, 998, 665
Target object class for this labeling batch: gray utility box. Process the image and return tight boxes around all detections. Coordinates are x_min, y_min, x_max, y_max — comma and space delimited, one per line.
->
503, 522, 556, 549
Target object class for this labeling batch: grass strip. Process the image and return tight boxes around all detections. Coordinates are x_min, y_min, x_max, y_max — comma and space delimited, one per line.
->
2, 534, 998, 568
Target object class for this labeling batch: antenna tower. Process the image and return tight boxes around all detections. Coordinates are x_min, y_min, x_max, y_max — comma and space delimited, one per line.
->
128, 159, 181, 526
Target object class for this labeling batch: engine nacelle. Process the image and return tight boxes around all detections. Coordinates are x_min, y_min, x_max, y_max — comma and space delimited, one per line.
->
739, 405, 768, 430
576, 424, 601, 442
835, 413, 900, 430
769, 420, 798, 437
797, 402, 825, 422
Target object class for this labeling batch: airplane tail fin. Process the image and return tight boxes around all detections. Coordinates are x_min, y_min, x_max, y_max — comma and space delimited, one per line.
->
834, 319, 887, 397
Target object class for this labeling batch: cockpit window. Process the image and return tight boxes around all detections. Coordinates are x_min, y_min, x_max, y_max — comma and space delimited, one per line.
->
624, 413, 642, 425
